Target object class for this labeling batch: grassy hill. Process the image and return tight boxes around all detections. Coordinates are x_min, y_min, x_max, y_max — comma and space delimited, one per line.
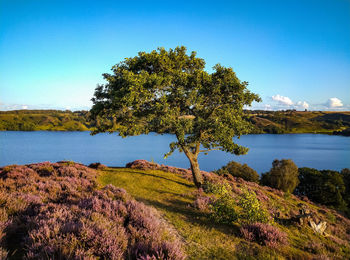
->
98, 165, 350, 259
0, 110, 92, 131
1, 109, 350, 135
247, 110, 350, 134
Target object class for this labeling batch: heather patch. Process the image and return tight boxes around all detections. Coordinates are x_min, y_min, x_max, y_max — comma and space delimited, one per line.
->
88, 162, 108, 170
0, 162, 186, 259
240, 223, 288, 248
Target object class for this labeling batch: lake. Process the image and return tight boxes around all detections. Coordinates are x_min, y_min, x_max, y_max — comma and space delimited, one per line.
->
0, 131, 349, 173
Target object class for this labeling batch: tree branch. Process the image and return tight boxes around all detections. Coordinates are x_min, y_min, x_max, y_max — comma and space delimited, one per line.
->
199, 148, 221, 153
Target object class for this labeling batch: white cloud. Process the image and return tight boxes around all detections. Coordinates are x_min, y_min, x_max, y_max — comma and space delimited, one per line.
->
296, 101, 309, 110
325, 97, 343, 108
271, 94, 293, 106
264, 104, 272, 110
21, 105, 28, 109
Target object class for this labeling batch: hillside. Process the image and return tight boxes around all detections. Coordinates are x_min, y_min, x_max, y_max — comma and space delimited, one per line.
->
247, 110, 350, 134
1, 160, 349, 259
0, 110, 92, 131
1, 109, 350, 135
99, 162, 350, 259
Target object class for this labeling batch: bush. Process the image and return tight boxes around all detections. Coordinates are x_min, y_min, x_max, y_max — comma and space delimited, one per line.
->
214, 161, 259, 183
199, 181, 270, 225
202, 180, 232, 196
238, 189, 270, 224
201, 181, 238, 224
88, 162, 107, 170
210, 193, 238, 225
240, 223, 288, 248
261, 159, 299, 193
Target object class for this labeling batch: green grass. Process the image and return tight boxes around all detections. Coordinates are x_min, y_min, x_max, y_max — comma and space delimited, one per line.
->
99, 168, 242, 259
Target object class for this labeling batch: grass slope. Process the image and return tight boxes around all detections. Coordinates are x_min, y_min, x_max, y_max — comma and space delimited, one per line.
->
98, 167, 350, 259
99, 168, 240, 259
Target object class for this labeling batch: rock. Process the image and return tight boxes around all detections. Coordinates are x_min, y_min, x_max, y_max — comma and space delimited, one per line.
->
310, 220, 327, 235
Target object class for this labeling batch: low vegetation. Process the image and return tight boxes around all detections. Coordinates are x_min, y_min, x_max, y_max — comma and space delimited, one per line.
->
1, 159, 350, 259
217, 159, 350, 217
101, 160, 350, 259
0, 162, 186, 259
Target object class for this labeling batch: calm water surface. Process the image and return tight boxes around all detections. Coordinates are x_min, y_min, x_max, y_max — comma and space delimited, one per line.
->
0, 131, 349, 173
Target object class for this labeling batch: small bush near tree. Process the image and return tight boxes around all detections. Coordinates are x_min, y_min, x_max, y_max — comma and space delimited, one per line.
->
214, 161, 259, 183
261, 159, 299, 193
210, 193, 238, 225
202, 180, 232, 196
238, 189, 270, 224
199, 182, 270, 226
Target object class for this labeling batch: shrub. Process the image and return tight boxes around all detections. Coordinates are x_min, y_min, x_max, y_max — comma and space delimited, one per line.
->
88, 162, 107, 170
210, 193, 238, 225
261, 159, 299, 193
214, 161, 259, 183
238, 189, 270, 224
198, 182, 270, 225
240, 223, 288, 248
202, 180, 232, 196
198, 181, 238, 224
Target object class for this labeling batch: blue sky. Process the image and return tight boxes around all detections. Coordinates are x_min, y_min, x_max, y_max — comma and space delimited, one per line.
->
0, 0, 349, 111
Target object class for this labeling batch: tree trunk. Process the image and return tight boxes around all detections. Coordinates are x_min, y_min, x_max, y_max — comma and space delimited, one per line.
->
187, 154, 203, 188
180, 142, 203, 188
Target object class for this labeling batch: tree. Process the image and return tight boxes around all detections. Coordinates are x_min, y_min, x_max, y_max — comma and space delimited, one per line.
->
341, 168, 350, 201
294, 167, 322, 199
261, 159, 299, 193
320, 170, 346, 209
295, 167, 347, 212
90, 46, 260, 188
214, 161, 260, 183
341, 168, 350, 216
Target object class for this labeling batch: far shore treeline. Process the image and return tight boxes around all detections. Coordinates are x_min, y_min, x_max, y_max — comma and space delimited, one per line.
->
1, 109, 350, 136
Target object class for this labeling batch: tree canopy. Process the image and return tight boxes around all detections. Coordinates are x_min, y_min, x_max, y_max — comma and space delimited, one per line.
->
214, 161, 260, 183
295, 167, 347, 211
261, 159, 299, 193
90, 46, 260, 187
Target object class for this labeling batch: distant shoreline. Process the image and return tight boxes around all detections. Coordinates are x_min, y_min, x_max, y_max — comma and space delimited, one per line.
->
1, 109, 350, 136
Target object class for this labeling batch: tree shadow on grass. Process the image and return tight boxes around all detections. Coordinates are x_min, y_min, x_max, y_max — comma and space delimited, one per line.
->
143, 187, 194, 201
106, 169, 193, 188
137, 196, 241, 237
